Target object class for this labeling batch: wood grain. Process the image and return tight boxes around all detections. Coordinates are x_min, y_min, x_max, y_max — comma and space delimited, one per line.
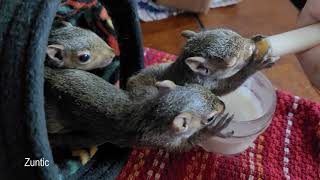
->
199, 0, 299, 36
141, 14, 200, 54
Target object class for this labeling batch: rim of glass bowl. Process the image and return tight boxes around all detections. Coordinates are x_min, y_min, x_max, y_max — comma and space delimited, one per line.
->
221, 72, 277, 138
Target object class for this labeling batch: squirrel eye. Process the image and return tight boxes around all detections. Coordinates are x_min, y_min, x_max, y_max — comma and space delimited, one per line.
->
201, 115, 215, 125
204, 68, 209, 74
79, 54, 91, 63
207, 116, 215, 123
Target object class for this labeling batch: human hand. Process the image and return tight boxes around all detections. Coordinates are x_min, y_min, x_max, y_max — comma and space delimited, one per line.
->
296, 0, 320, 89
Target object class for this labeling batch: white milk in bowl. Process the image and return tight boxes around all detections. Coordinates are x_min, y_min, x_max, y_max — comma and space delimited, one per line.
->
221, 86, 263, 122
199, 72, 276, 155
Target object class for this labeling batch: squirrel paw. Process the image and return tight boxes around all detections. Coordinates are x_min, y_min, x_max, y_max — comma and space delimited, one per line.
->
216, 130, 234, 138
252, 48, 279, 70
207, 113, 234, 136
251, 34, 279, 70
260, 48, 279, 68
251, 34, 267, 42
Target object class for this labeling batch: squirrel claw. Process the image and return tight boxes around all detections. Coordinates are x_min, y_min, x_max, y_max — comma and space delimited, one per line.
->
260, 49, 279, 69
251, 34, 267, 42
252, 47, 278, 70
208, 113, 234, 135
216, 130, 234, 138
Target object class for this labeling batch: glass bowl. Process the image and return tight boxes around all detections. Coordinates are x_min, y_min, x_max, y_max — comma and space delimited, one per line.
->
199, 72, 277, 155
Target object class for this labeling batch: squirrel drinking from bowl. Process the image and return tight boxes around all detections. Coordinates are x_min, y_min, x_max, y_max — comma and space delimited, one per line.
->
45, 68, 233, 152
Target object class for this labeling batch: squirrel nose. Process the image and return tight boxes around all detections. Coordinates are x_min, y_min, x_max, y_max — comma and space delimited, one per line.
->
216, 99, 225, 114
109, 48, 115, 54
108, 53, 115, 60
107, 48, 115, 59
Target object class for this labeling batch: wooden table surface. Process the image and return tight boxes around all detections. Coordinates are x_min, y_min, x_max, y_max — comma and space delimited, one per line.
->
141, 0, 320, 101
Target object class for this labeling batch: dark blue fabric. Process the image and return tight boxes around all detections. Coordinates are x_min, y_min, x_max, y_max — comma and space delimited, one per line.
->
0, 0, 61, 179
102, 0, 145, 89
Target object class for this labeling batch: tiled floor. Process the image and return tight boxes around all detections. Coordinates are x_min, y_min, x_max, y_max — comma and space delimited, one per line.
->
141, 0, 320, 101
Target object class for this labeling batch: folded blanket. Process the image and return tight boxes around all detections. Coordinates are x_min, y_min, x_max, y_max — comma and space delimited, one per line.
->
117, 48, 320, 180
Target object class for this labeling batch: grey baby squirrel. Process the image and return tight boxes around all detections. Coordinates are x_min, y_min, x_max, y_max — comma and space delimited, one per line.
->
45, 67, 233, 152
127, 28, 277, 100
46, 21, 115, 70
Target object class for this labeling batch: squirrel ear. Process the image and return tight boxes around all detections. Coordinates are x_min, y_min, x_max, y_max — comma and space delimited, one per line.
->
60, 21, 73, 27
155, 80, 177, 94
172, 112, 192, 133
185, 57, 210, 76
181, 30, 197, 39
53, 21, 73, 28
224, 57, 238, 67
46, 44, 65, 67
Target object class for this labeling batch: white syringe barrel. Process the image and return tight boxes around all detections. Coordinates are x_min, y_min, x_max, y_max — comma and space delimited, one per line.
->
265, 23, 320, 57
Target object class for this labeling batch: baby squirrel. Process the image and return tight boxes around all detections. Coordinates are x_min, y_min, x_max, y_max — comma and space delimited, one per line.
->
127, 28, 278, 100
45, 67, 233, 152
46, 21, 115, 70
